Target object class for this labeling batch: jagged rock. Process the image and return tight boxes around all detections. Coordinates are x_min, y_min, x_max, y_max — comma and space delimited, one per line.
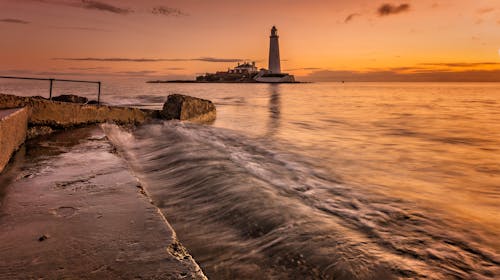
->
52, 94, 88, 104
161, 94, 216, 122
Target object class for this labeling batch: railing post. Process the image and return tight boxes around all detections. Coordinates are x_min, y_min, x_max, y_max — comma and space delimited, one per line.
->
49, 79, 54, 100
97, 82, 101, 105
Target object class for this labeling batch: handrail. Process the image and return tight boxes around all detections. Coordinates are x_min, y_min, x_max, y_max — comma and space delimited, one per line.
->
0, 76, 102, 104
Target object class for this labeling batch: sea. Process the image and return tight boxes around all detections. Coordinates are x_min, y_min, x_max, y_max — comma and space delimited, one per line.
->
1, 79, 499, 279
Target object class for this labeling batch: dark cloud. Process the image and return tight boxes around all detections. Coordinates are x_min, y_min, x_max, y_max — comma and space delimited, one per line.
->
377, 3, 410, 16
53, 57, 245, 63
77, 0, 132, 14
152, 6, 188, 17
344, 13, 360, 23
32, 0, 132, 15
165, 67, 185, 71
0, 18, 30, 24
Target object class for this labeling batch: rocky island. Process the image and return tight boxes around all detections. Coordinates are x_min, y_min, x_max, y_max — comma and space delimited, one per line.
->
148, 26, 297, 84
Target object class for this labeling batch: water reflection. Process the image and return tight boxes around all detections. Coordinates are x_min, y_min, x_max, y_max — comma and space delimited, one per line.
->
266, 84, 281, 136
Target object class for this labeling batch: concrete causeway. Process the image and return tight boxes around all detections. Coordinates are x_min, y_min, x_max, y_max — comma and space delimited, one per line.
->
0, 92, 217, 279
0, 126, 207, 279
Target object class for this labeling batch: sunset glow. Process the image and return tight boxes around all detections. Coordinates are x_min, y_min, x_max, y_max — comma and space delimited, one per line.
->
1, 0, 500, 81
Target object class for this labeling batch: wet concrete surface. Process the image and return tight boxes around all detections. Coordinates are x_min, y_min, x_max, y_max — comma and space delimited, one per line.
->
0, 126, 206, 279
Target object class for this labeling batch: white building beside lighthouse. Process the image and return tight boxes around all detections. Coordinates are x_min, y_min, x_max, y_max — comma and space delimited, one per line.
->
254, 26, 295, 83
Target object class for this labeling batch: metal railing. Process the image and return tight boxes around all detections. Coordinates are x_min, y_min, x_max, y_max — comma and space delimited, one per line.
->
0, 76, 102, 104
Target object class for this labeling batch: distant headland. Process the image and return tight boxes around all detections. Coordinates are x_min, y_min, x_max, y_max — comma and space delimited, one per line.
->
148, 26, 298, 84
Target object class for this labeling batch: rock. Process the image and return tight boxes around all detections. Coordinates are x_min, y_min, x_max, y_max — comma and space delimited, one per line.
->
161, 94, 216, 122
38, 235, 48, 242
52, 94, 88, 104
86, 100, 99, 105
31, 96, 47, 100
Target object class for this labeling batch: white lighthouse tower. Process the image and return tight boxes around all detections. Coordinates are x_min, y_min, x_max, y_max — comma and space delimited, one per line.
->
268, 26, 281, 73
254, 26, 295, 83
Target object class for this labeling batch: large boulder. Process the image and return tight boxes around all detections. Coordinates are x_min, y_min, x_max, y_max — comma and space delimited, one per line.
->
161, 94, 216, 122
52, 94, 88, 104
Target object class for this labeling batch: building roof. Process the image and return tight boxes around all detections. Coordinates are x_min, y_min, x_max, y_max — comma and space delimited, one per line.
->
235, 63, 255, 68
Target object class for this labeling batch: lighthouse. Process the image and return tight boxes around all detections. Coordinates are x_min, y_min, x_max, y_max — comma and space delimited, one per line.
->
268, 26, 281, 74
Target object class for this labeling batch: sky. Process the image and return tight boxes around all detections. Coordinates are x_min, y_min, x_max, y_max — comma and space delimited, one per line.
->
1, 0, 500, 82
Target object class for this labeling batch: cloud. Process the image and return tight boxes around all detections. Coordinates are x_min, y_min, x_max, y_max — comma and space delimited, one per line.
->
419, 62, 500, 68
196, 57, 242, 63
152, 6, 188, 17
0, 18, 30, 24
1, 68, 161, 78
344, 13, 360, 23
165, 67, 185, 71
54, 57, 177, 62
301, 68, 500, 82
117, 70, 158, 75
53, 57, 245, 63
477, 7, 495, 14
377, 3, 410, 16
68, 66, 110, 70
300, 62, 500, 82
77, 0, 132, 14
284, 67, 322, 71
51, 26, 111, 32
31, 0, 132, 15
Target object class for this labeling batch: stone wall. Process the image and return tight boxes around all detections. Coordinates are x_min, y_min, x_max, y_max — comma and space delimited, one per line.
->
0, 93, 217, 173
0, 94, 150, 128
0, 108, 28, 173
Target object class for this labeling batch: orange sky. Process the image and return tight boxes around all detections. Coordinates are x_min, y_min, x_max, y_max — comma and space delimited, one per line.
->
1, 0, 500, 81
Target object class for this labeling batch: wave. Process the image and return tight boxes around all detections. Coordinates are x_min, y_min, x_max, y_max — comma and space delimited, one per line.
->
104, 122, 499, 279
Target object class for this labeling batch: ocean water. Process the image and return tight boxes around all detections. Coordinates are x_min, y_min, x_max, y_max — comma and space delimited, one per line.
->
2, 80, 499, 279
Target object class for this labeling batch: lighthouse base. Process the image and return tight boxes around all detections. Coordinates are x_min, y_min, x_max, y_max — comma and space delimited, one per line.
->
253, 71, 296, 83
